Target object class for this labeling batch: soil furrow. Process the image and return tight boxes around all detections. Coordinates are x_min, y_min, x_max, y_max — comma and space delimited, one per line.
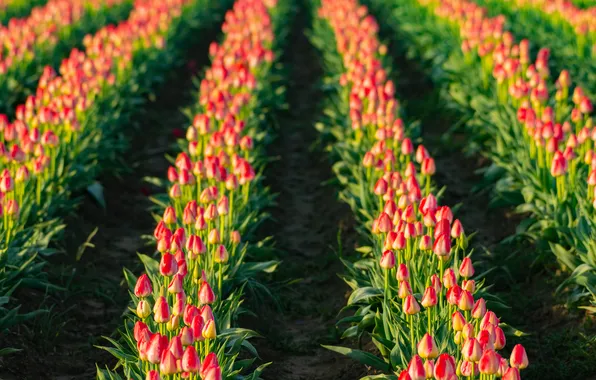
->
253, 3, 366, 379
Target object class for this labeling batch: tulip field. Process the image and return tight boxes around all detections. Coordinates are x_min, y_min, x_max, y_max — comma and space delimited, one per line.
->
0, 0, 594, 379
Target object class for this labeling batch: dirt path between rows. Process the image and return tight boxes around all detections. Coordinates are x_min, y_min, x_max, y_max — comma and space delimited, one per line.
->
251, 3, 367, 379
0, 21, 222, 380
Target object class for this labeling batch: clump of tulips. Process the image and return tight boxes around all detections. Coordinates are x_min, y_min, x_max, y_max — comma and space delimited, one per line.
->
0, 0, 133, 114
504, 0, 595, 57
1, 0, 226, 350
0, 0, 46, 24
385, 0, 596, 307
312, 0, 529, 378
99, 0, 288, 378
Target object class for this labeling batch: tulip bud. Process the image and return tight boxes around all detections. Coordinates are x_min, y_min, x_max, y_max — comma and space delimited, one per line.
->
377, 212, 393, 233
182, 345, 200, 372
398, 280, 412, 299
421, 157, 435, 175
168, 274, 184, 294
434, 354, 456, 380
168, 335, 183, 359
380, 250, 396, 269
462, 279, 475, 293
419, 235, 432, 250
462, 338, 482, 362
147, 333, 167, 364
479, 349, 499, 375
134, 274, 153, 298
462, 322, 474, 340
208, 229, 220, 244
398, 371, 411, 380
396, 263, 409, 281
447, 284, 462, 306
204, 366, 222, 380
494, 327, 506, 350
417, 333, 438, 359
459, 257, 474, 278
163, 206, 177, 224
510, 344, 528, 369
421, 287, 437, 308
404, 295, 421, 315
202, 319, 217, 340
160, 350, 177, 375
424, 359, 434, 378
160, 253, 178, 276
146, 370, 161, 380
199, 281, 216, 305
472, 298, 487, 319
153, 296, 170, 323
181, 326, 194, 347
443, 268, 457, 289
214, 245, 229, 263
191, 315, 204, 342
451, 219, 464, 238
452, 311, 465, 331
433, 233, 451, 258
408, 355, 426, 380
200, 304, 214, 322
136, 299, 151, 319
458, 290, 474, 311
503, 367, 521, 380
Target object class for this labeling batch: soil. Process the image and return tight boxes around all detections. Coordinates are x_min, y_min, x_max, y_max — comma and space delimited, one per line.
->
0, 22, 220, 380
247, 4, 369, 380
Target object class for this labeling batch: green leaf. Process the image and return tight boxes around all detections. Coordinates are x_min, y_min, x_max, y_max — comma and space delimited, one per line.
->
322, 345, 389, 371
87, 182, 106, 209
348, 286, 383, 305
0, 347, 21, 356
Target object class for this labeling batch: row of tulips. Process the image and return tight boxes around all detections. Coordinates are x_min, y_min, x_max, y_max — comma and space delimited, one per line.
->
310, 0, 529, 378
0, 0, 134, 115
468, 0, 596, 100
0, 0, 228, 348
501, 0, 595, 58
363, 0, 596, 309
0, 0, 47, 24
98, 0, 288, 379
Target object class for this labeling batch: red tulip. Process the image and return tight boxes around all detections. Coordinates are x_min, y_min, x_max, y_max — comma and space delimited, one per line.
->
479, 349, 500, 375
421, 287, 437, 308
404, 295, 420, 315
459, 257, 474, 278
380, 250, 396, 269
417, 333, 438, 359
160, 253, 178, 276
407, 355, 426, 380
510, 344, 529, 369
181, 345, 200, 373
433, 354, 456, 380
134, 274, 152, 298
147, 333, 167, 364
146, 370, 161, 380
199, 281, 216, 304
153, 296, 170, 324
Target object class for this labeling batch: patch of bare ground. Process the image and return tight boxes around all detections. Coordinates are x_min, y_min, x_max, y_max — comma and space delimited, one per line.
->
245, 3, 368, 379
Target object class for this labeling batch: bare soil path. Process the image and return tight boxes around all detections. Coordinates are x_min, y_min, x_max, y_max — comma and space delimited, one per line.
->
251, 3, 367, 379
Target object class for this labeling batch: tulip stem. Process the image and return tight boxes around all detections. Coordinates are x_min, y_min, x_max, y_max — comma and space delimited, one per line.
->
218, 263, 223, 297
427, 307, 432, 334
409, 314, 415, 354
